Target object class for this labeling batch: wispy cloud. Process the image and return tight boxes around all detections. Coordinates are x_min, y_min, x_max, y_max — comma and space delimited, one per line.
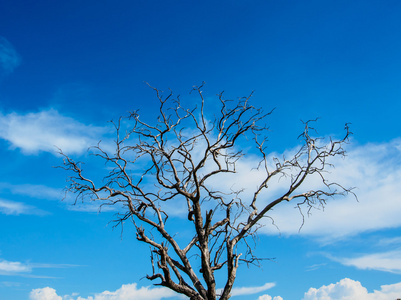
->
377, 237, 401, 247
0, 109, 109, 155
0, 37, 20, 74
228, 282, 275, 297
66, 203, 116, 213
0, 258, 78, 278
303, 278, 401, 300
0, 199, 48, 216
329, 250, 401, 274
305, 263, 327, 272
0, 182, 117, 214
0, 281, 21, 287
0, 182, 62, 200
0, 182, 63, 216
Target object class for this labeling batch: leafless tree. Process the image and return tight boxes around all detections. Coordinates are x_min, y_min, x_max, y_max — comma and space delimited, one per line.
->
59, 84, 353, 300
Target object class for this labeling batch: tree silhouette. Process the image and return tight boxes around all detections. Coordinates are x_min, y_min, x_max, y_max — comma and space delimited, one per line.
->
59, 84, 353, 299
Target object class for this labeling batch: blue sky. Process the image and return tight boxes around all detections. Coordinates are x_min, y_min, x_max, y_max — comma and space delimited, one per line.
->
1, 1, 401, 299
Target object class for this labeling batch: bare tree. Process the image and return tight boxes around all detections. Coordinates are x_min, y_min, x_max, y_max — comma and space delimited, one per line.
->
59, 84, 353, 300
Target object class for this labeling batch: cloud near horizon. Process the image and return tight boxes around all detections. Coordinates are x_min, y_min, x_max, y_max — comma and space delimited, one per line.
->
303, 278, 401, 300
30, 279, 401, 300
30, 283, 181, 300
29, 282, 277, 300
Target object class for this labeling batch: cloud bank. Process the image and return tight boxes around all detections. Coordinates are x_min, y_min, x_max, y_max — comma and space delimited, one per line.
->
29, 282, 277, 300
31, 279, 401, 300
30, 284, 179, 300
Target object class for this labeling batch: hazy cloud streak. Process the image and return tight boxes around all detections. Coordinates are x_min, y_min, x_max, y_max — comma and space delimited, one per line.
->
0, 258, 78, 277
0, 36, 20, 74
227, 282, 275, 296
0, 198, 48, 216
0, 182, 62, 200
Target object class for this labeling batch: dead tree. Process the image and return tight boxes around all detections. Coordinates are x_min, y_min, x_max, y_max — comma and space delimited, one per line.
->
59, 84, 353, 300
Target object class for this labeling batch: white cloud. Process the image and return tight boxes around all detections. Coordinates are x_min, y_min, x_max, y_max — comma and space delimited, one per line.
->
332, 250, 401, 274
229, 282, 275, 296
0, 109, 109, 155
0, 36, 20, 74
0, 260, 32, 274
303, 278, 401, 300
0, 199, 48, 215
30, 287, 62, 300
257, 295, 283, 300
254, 139, 401, 240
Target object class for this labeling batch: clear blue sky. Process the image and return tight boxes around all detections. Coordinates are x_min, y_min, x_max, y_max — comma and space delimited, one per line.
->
1, 1, 401, 299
